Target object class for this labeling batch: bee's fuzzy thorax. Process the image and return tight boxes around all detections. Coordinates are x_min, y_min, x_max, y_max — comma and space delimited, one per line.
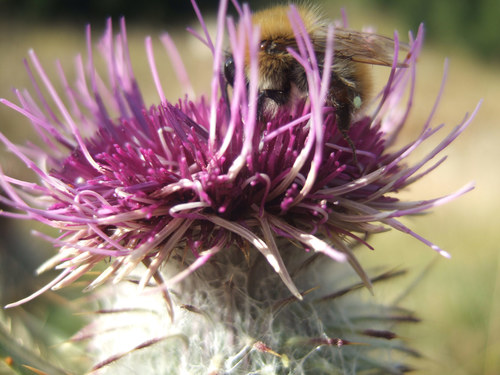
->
252, 4, 327, 40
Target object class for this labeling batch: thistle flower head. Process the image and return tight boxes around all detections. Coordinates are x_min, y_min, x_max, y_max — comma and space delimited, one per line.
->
1, 0, 476, 310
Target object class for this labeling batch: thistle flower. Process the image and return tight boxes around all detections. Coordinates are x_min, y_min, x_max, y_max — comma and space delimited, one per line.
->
0, 0, 478, 373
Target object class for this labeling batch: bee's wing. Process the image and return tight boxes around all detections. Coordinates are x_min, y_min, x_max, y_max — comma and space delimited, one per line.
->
321, 28, 409, 67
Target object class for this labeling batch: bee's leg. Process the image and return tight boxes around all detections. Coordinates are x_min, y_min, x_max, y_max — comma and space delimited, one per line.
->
335, 103, 359, 167
328, 74, 360, 169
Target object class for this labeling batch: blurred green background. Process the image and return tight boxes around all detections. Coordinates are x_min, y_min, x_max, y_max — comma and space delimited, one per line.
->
0, 0, 498, 374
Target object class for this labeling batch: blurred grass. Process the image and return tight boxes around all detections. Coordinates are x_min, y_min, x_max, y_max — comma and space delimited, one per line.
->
0, 1, 498, 374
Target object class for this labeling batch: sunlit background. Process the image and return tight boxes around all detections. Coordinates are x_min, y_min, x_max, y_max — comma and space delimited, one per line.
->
0, 0, 498, 374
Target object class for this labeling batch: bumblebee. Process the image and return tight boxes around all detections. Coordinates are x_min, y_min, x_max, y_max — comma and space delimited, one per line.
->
224, 4, 407, 163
